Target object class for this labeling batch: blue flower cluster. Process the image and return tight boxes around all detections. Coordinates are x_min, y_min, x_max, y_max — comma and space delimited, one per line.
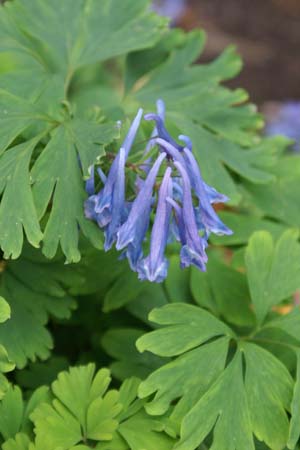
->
85, 100, 232, 283
265, 101, 300, 152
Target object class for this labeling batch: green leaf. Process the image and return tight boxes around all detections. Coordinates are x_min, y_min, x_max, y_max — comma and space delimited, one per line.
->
164, 255, 192, 303
31, 364, 122, 449
0, 296, 10, 323
103, 269, 145, 312
288, 350, 300, 449
245, 230, 300, 324
0, 90, 117, 260
125, 28, 189, 93
0, 0, 167, 76
138, 303, 294, 449
0, 385, 50, 444
244, 156, 300, 228
0, 385, 23, 441
99, 377, 176, 450
117, 410, 175, 450
2, 433, 32, 450
243, 343, 293, 449
0, 251, 76, 368
139, 337, 229, 425
101, 328, 165, 380
176, 351, 254, 450
16, 357, 69, 390
176, 343, 293, 450
0, 345, 15, 377
0, 138, 44, 258
136, 304, 232, 427
191, 254, 255, 327
0, 90, 48, 155
137, 303, 234, 357
32, 121, 117, 262
126, 284, 169, 328
31, 401, 83, 449
263, 308, 300, 343
210, 211, 288, 246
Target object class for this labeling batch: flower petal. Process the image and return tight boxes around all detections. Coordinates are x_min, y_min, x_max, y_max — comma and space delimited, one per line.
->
137, 167, 172, 282
116, 152, 167, 268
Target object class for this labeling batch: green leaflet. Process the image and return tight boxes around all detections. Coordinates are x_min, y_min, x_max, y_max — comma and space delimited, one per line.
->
0, 88, 118, 260
177, 343, 293, 450
0, 291, 14, 400
245, 230, 300, 324
0, 137, 44, 258
136, 304, 233, 421
137, 303, 294, 449
263, 308, 300, 343
0, 90, 49, 155
0, 296, 10, 323
137, 303, 234, 357
2, 433, 32, 450
30, 364, 122, 449
164, 255, 192, 303
209, 211, 288, 246
190, 252, 255, 327
98, 377, 176, 450
289, 350, 300, 449
0, 385, 50, 443
15, 357, 69, 391
0, 346, 15, 399
245, 156, 300, 228
0, 248, 77, 368
0, 385, 24, 441
103, 269, 145, 312
1, 366, 174, 450
101, 328, 166, 381
0, 0, 167, 77
176, 350, 254, 450
31, 121, 117, 262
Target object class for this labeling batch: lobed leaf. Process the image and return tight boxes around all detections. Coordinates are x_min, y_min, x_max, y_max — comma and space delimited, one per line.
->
245, 230, 300, 324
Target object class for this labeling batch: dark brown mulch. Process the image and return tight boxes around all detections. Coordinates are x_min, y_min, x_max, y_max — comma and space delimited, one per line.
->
181, 0, 300, 103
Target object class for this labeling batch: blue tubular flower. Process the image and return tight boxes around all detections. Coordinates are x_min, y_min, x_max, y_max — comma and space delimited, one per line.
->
121, 108, 144, 158
85, 167, 95, 195
116, 152, 167, 269
84, 100, 233, 282
203, 183, 229, 204
183, 148, 233, 236
174, 161, 208, 271
144, 113, 185, 151
178, 134, 227, 203
154, 137, 186, 165
136, 100, 166, 192
144, 99, 166, 156
178, 134, 193, 151
103, 148, 126, 251
84, 108, 143, 227
137, 167, 172, 282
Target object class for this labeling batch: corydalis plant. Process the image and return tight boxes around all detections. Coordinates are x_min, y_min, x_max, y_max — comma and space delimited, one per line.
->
85, 100, 232, 282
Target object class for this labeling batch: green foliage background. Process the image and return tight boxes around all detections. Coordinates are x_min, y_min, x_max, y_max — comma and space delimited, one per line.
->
0, 1, 299, 449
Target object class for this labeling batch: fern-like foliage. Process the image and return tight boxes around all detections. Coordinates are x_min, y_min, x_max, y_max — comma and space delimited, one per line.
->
0, 1, 299, 450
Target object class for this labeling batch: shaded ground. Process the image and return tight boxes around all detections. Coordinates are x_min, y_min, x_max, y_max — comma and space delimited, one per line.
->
180, 0, 300, 103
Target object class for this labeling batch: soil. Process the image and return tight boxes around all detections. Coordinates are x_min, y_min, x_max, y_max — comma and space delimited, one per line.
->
180, 0, 300, 104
